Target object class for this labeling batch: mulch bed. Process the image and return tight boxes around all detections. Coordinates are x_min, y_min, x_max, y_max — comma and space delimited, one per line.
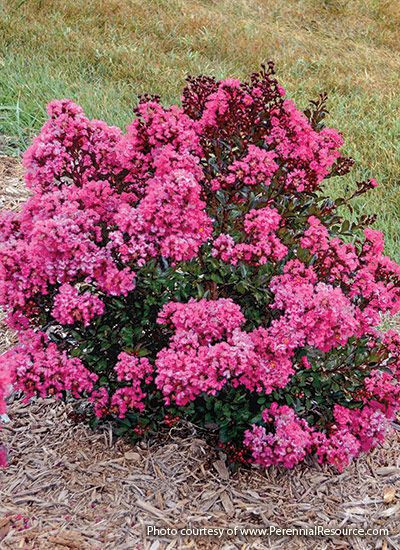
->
1, 398, 400, 549
1, 157, 399, 549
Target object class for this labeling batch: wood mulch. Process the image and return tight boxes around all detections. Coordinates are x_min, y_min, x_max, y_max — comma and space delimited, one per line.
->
0, 157, 399, 549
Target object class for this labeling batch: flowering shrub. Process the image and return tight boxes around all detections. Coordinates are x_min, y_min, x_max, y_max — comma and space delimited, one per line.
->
1, 64, 400, 471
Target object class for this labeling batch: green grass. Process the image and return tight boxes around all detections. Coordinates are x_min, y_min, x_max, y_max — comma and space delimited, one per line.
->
0, 0, 399, 258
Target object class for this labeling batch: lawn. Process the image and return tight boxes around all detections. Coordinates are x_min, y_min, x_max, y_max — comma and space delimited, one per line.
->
0, 0, 399, 258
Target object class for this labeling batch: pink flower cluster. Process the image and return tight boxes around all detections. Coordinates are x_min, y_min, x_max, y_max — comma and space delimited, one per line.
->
117, 99, 203, 195
183, 71, 285, 147
211, 146, 278, 191
301, 218, 400, 328
0, 183, 136, 315
270, 260, 360, 352
88, 353, 154, 419
52, 284, 105, 326
352, 228, 400, 318
212, 207, 287, 266
0, 331, 97, 401
266, 100, 343, 191
111, 352, 154, 418
245, 401, 391, 471
155, 299, 295, 405
301, 216, 359, 283
182, 68, 341, 195
122, 166, 212, 263
315, 404, 390, 471
23, 99, 122, 194
112, 99, 212, 262
157, 297, 245, 344
244, 403, 314, 468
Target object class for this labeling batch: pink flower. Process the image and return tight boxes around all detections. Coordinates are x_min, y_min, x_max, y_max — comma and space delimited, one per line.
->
244, 403, 314, 468
301, 356, 312, 369
0, 360, 12, 415
222, 145, 278, 188
212, 207, 287, 266
1, 331, 97, 401
0, 444, 8, 468
23, 99, 122, 194
155, 299, 295, 405
52, 284, 104, 326
265, 100, 343, 191
270, 262, 360, 352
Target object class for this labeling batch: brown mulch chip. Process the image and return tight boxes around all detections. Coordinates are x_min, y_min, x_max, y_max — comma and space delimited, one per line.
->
0, 156, 28, 212
1, 156, 400, 549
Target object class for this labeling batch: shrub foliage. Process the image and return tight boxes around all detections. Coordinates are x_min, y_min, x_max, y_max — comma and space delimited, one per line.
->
1, 65, 400, 470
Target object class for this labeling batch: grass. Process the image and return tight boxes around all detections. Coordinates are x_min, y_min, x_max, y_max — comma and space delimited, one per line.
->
0, 0, 399, 258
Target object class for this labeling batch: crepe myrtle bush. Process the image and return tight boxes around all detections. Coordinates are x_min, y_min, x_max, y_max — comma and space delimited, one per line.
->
1, 64, 400, 471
